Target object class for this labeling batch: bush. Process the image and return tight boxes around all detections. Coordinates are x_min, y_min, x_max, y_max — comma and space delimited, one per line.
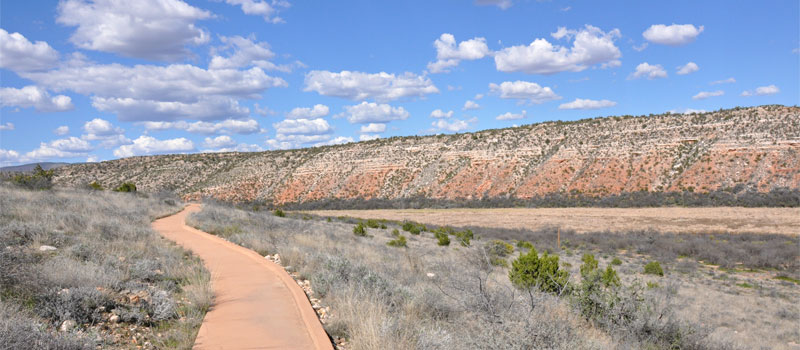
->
434, 231, 450, 246
10, 164, 53, 190
601, 266, 620, 288
643, 261, 664, 276
401, 221, 414, 231
365, 219, 381, 228
454, 229, 473, 247
409, 226, 421, 235
114, 182, 137, 193
610, 257, 622, 266
273, 209, 286, 217
509, 248, 569, 295
88, 181, 103, 191
516, 240, 534, 250
580, 254, 599, 277
353, 222, 367, 236
387, 235, 407, 248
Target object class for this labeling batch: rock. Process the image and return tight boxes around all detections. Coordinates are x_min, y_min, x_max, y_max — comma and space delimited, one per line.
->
109, 315, 120, 323
60, 320, 76, 332
39, 245, 57, 251
426, 272, 436, 278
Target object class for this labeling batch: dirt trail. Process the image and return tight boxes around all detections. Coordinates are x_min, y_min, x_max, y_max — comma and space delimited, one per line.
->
153, 204, 333, 350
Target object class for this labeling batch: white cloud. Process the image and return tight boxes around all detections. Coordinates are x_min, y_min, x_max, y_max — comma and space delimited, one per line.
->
488, 81, 561, 103
287, 104, 329, 119
0, 122, 14, 131
692, 90, 724, 100
741, 85, 779, 97
314, 136, 354, 147
558, 98, 617, 110
431, 118, 476, 132
23, 63, 286, 121
359, 123, 386, 133
474, 93, 484, 100
633, 43, 648, 52
25, 136, 93, 160
463, 100, 480, 110
496, 110, 526, 120
676, 62, 699, 75
86, 155, 99, 162
304, 70, 439, 102
202, 135, 237, 149
209, 35, 302, 72
0, 149, 22, 164
643, 24, 704, 46
475, 0, 512, 10
669, 108, 707, 115
82, 118, 131, 147
113, 135, 194, 157
0, 29, 59, 72
710, 77, 736, 85
430, 109, 454, 118
142, 118, 261, 134
359, 134, 381, 141
0, 86, 74, 112
494, 25, 621, 74
336, 101, 409, 124
628, 62, 667, 80
427, 33, 491, 73
273, 118, 332, 135
57, 0, 212, 61
54, 126, 69, 135
210, 143, 263, 152
224, 0, 289, 23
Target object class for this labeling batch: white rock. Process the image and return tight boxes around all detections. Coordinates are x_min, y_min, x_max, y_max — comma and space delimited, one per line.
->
60, 320, 76, 332
39, 245, 57, 251
426, 272, 436, 278
109, 315, 120, 323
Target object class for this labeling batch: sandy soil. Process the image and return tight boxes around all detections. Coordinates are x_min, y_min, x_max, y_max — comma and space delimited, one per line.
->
153, 205, 333, 350
304, 207, 800, 235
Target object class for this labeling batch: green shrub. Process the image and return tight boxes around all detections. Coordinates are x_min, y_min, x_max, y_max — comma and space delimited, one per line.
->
580, 254, 599, 277
409, 226, 421, 235
88, 181, 103, 190
380, 224, 387, 229
509, 248, 569, 294
434, 231, 450, 246
273, 209, 286, 217
114, 182, 137, 193
643, 261, 664, 276
365, 219, 381, 228
454, 229, 473, 247
610, 257, 622, 266
391, 229, 400, 237
11, 164, 54, 190
353, 222, 367, 236
601, 266, 620, 287
387, 234, 407, 248
402, 221, 414, 231
516, 240, 534, 250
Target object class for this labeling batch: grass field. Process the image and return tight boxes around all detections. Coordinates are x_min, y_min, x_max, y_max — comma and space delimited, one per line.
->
303, 207, 800, 235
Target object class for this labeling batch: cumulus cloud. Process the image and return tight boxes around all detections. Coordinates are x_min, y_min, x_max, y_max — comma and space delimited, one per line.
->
0, 149, 21, 164
494, 25, 621, 74
430, 109, 454, 119
202, 135, 237, 149
488, 81, 561, 103
82, 118, 131, 148
54, 126, 69, 135
224, 0, 289, 23
628, 62, 667, 80
359, 123, 386, 133
0, 122, 14, 131
26, 136, 93, 160
359, 134, 381, 141
669, 108, 707, 115
0, 86, 74, 112
496, 110, 526, 120
431, 118, 476, 133
336, 101, 409, 124
741, 85, 779, 97
676, 62, 699, 75
427, 34, 491, 73
314, 136, 354, 147
142, 118, 261, 134
287, 104, 329, 119
643, 24, 704, 46
0, 29, 59, 72
113, 135, 194, 157
710, 77, 735, 85
692, 90, 724, 100
463, 100, 480, 110
57, 0, 212, 61
273, 118, 332, 135
209, 35, 302, 72
558, 98, 617, 110
304, 70, 439, 102
475, 0, 512, 10
23, 63, 286, 121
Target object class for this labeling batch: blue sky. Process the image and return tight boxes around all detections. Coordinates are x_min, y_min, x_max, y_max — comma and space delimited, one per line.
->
0, 0, 797, 166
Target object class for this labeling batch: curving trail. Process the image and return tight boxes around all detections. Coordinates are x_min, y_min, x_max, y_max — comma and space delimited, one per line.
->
153, 204, 333, 350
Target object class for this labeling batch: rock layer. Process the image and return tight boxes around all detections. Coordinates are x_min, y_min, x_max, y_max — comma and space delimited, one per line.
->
54, 105, 800, 203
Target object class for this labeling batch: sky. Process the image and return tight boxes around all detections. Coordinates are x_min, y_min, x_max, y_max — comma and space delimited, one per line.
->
0, 0, 797, 166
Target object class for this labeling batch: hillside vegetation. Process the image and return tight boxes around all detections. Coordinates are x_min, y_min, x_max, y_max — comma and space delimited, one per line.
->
54, 105, 800, 206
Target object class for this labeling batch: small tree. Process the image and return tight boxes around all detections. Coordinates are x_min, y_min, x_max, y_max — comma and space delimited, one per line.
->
434, 231, 450, 246
643, 261, 664, 276
11, 164, 54, 190
273, 209, 286, 217
509, 247, 569, 295
114, 182, 137, 193
353, 222, 367, 236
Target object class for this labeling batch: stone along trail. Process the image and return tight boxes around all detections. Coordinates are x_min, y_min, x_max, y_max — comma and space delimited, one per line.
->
153, 204, 333, 350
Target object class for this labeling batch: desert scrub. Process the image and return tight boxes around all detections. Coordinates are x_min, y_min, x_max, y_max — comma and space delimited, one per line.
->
434, 230, 450, 246
386, 234, 407, 248
610, 257, 622, 266
0, 185, 210, 349
644, 261, 665, 276
273, 209, 286, 217
353, 222, 367, 236
509, 247, 569, 295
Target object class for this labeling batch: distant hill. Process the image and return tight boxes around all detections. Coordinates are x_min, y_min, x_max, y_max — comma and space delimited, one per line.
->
1, 162, 71, 173
53, 105, 800, 204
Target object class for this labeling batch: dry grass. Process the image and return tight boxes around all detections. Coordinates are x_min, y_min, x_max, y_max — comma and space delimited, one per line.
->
0, 185, 211, 349
189, 202, 742, 350
303, 207, 800, 235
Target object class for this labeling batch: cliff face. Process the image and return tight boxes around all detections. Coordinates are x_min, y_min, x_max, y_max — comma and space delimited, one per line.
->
54, 105, 800, 203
